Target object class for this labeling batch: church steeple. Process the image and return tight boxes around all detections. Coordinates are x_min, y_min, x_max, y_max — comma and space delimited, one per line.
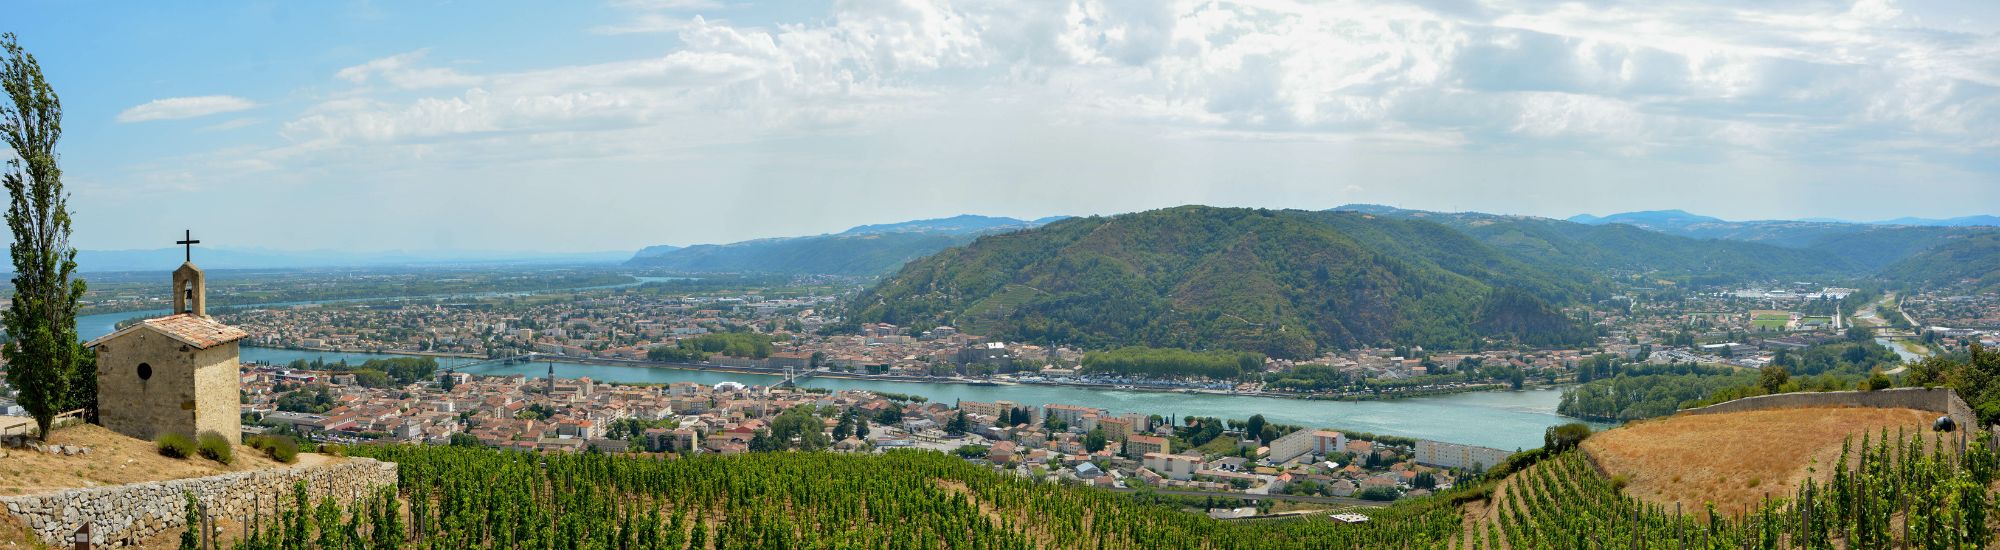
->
171, 230, 205, 317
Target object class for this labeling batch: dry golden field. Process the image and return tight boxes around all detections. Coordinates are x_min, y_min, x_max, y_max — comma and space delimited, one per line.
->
1581, 406, 1939, 517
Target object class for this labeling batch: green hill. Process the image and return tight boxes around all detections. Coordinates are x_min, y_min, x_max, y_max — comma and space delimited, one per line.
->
1330, 205, 1857, 283
1877, 232, 2000, 292
852, 206, 1593, 358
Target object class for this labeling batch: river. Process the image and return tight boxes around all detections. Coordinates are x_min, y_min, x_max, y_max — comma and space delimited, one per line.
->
464, 361, 1597, 450
77, 294, 1604, 451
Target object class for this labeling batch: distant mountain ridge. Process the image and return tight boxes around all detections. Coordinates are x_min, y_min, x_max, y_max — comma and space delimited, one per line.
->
1338, 204, 1999, 283
76, 248, 630, 272
625, 214, 1063, 275
1566, 209, 1724, 226
1569, 209, 1999, 228
840, 214, 1066, 236
1873, 215, 2000, 227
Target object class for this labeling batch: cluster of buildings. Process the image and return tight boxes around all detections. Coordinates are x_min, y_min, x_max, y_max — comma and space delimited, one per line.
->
232, 354, 1497, 502
219, 291, 838, 360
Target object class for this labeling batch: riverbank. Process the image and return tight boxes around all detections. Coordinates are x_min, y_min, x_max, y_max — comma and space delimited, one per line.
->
254, 345, 486, 360
475, 354, 1532, 403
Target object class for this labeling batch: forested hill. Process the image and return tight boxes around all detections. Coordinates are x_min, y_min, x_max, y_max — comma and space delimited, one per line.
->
1328, 205, 1859, 283
625, 215, 1054, 276
851, 206, 1595, 358
1877, 232, 2000, 292
1358, 205, 2000, 278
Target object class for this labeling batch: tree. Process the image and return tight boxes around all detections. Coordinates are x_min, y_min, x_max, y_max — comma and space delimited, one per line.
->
1860, 368, 1893, 391
1084, 429, 1107, 453
945, 411, 970, 436
1543, 422, 1592, 452
832, 414, 854, 441
1043, 415, 1068, 432
1, 33, 87, 441
1757, 365, 1789, 394
769, 405, 830, 451
1244, 414, 1267, 445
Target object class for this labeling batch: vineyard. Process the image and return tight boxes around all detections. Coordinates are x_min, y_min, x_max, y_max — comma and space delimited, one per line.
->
186, 430, 2000, 549
212, 446, 1472, 549
1460, 429, 1998, 549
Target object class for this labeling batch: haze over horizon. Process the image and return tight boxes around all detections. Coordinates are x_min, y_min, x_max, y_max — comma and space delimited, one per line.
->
15, 0, 2000, 253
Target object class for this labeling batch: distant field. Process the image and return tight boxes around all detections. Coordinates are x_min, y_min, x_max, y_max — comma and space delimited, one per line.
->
1750, 311, 1793, 330
1581, 407, 1936, 517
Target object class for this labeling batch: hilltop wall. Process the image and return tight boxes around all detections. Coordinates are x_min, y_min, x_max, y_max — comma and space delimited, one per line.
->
1679, 387, 1975, 430
0, 457, 396, 548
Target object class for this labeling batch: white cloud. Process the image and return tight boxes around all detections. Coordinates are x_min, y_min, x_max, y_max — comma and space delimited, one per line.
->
187, 0, 1994, 224
116, 95, 256, 123
335, 50, 483, 89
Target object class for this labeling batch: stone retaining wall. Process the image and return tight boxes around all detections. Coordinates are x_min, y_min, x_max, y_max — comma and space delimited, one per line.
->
1, 457, 397, 548
1679, 387, 1975, 429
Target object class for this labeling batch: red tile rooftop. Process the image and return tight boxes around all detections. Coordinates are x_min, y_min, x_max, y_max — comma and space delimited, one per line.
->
87, 313, 249, 350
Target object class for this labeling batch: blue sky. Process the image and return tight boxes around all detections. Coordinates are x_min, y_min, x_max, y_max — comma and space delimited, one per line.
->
10, 0, 2000, 253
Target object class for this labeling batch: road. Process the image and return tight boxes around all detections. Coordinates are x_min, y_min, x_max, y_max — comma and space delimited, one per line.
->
1101, 487, 1384, 507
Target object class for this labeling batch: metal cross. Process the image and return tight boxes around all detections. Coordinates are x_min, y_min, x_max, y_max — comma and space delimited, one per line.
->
176, 229, 200, 262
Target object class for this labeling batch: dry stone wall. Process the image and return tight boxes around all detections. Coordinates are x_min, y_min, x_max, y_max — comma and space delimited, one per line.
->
1, 457, 396, 548
1679, 387, 1975, 429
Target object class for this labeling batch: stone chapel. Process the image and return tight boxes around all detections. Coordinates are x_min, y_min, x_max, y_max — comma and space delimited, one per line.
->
84, 254, 247, 443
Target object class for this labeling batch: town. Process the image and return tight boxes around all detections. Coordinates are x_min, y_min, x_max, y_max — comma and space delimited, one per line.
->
243, 357, 1504, 508
189, 274, 1998, 401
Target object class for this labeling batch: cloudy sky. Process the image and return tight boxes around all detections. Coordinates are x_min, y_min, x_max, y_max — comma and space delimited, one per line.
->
11, 0, 2000, 253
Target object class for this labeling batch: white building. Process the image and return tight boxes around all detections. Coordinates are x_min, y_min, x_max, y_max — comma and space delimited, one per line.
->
1143, 452, 1203, 481
1268, 428, 1347, 464
1414, 440, 1512, 471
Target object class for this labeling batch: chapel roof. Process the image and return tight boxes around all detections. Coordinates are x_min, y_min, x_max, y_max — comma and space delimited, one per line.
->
85, 313, 248, 350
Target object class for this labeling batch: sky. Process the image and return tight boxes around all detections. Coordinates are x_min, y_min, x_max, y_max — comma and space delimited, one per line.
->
9, 0, 2000, 253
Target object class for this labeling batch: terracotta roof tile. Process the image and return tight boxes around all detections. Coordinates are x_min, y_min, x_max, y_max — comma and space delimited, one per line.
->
86, 313, 248, 350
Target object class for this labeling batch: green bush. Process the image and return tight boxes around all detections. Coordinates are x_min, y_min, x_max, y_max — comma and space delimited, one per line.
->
156, 432, 196, 459
196, 431, 232, 464
248, 435, 299, 463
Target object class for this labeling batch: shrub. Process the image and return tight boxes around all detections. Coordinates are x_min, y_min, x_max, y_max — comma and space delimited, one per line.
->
157, 432, 196, 459
1610, 473, 1631, 492
248, 435, 299, 464
1356, 486, 1402, 501
196, 431, 232, 464
1543, 422, 1594, 452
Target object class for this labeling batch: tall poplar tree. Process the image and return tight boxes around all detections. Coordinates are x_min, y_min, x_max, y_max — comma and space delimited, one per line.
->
1, 33, 87, 440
